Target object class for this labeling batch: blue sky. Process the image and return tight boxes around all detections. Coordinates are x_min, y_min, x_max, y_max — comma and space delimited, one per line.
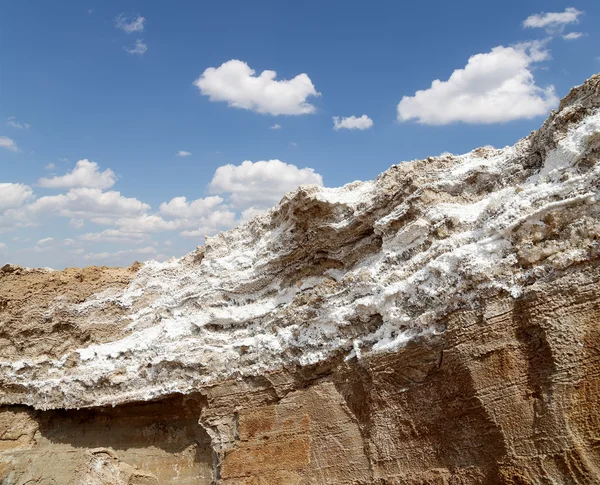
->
1, 1, 598, 268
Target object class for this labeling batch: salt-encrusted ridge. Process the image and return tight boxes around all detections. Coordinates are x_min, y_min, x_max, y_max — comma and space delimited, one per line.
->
1, 74, 599, 410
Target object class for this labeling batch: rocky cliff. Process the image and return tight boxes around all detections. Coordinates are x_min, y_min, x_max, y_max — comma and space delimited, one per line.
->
1, 74, 600, 484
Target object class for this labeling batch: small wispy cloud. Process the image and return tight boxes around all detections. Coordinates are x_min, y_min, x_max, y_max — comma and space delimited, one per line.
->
45, 163, 55, 170
523, 7, 583, 34
36, 237, 54, 246
83, 246, 157, 261
125, 39, 148, 55
270, 124, 281, 130
115, 14, 145, 33
562, 32, 584, 40
0, 136, 19, 152
6, 117, 30, 129
176, 150, 192, 157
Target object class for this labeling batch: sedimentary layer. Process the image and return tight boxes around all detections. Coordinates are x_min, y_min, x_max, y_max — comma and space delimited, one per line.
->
1, 74, 599, 484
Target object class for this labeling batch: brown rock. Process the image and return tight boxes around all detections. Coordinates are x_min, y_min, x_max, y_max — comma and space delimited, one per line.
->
1, 74, 600, 483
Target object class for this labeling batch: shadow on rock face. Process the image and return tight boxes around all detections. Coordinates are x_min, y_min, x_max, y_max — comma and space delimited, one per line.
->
2, 393, 214, 485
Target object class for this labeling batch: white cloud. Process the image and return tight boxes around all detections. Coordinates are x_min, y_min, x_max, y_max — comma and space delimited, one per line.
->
115, 14, 145, 33
0, 243, 6, 250
84, 246, 157, 261
109, 159, 311, 236
333, 115, 373, 131
113, 214, 179, 233
26, 188, 149, 225
209, 159, 323, 208
2, 154, 324, 264
0, 183, 34, 211
0, 136, 19, 152
194, 59, 320, 115
36, 237, 54, 246
270, 124, 281, 130
179, 210, 237, 238
80, 229, 147, 244
397, 43, 558, 125
239, 207, 268, 224
179, 229, 213, 239
113, 206, 237, 237
0, 209, 35, 233
69, 219, 84, 229
159, 195, 223, 219
125, 39, 147, 55
523, 7, 582, 33
38, 159, 116, 190
563, 32, 584, 40
6, 117, 30, 129
45, 163, 55, 170
176, 150, 191, 157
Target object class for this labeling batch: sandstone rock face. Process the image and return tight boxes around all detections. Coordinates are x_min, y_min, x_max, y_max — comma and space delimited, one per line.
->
1, 74, 600, 484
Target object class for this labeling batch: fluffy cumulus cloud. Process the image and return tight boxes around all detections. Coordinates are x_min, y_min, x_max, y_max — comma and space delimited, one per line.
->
333, 115, 373, 131
2, 156, 323, 267
179, 210, 238, 238
115, 14, 145, 33
38, 160, 116, 189
397, 43, 558, 125
121, 160, 323, 238
125, 39, 148, 55
112, 214, 179, 234
0, 136, 19, 152
194, 60, 320, 115
0, 185, 150, 238
159, 195, 223, 219
523, 7, 582, 33
0, 183, 34, 211
209, 159, 323, 208
239, 207, 269, 224
25, 188, 149, 225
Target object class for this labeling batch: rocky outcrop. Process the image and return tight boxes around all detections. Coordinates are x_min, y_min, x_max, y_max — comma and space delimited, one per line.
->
1, 74, 600, 484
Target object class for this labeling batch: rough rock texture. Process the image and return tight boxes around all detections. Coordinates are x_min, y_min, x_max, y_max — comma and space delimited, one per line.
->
1, 74, 600, 484
0, 264, 139, 360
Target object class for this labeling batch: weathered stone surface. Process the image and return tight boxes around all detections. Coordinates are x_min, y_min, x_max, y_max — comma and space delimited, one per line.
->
1, 395, 213, 484
1, 74, 600, 483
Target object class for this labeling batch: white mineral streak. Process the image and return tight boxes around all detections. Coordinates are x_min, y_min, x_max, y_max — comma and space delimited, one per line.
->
1, 83, 599, 410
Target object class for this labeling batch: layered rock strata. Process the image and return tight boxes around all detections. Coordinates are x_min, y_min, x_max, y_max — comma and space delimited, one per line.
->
1, 74, 600, 484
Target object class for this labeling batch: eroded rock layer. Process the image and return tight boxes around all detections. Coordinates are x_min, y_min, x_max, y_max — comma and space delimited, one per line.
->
1, 74, 600, 484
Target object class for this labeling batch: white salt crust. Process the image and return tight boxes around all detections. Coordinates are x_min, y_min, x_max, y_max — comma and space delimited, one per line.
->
1, 112, 599, 409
